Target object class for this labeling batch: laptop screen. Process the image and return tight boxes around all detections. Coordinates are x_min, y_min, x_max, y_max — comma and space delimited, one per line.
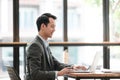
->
89, 52, 101, 72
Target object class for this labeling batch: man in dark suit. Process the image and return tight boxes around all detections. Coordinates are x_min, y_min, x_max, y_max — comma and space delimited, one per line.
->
26, 13, 86, 80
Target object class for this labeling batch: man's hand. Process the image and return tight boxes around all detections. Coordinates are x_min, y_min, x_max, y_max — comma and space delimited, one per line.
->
57, 65, 87, 76
72, 65, 87, 70
57, 67, 73, 76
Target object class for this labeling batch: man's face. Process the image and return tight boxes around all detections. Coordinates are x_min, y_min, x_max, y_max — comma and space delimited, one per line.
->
43, 18, 56, 39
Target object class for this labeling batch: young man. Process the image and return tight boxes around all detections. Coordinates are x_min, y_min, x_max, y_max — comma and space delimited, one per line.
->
26, 13, 86, 80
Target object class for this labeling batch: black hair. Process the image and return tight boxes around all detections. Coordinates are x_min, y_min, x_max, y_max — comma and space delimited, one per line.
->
36, 13, 57, 31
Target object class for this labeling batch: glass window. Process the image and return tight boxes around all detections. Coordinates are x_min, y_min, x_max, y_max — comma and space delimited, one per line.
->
20, 7, 38, 29
20, 6, 39, 38
0, 0, 13, 80
67, 0, 103, 68
0, 0, 13, 38
110, 0, 120, 69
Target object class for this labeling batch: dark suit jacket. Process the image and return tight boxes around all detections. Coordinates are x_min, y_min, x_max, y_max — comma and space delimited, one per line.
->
26, 36, 71, 80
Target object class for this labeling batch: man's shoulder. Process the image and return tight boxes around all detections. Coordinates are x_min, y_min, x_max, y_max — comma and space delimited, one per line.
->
28, 40, 42, 48
28, 36, 42, 45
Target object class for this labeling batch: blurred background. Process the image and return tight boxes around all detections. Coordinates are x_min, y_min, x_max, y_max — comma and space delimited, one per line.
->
0, 0, 120, 80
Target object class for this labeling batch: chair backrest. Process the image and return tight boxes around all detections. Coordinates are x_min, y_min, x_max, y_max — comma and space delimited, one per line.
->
6, 66, 21, 80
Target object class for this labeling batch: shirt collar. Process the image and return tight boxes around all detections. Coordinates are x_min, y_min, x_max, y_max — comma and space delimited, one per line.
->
38, 35, 49, 48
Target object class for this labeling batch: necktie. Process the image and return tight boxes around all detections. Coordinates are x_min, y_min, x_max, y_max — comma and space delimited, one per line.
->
46, 46, 53, 66
47, 46, 50, 54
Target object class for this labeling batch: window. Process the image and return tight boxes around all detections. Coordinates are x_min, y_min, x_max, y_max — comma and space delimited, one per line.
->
20, 7, 38, 29
20, 7, 38, 37
110, 0, 120, 69
67, 0, 103, 66
0, 0, 13, 80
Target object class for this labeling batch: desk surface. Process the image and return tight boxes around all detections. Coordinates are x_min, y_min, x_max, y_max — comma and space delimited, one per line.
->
65, 72, 120, 79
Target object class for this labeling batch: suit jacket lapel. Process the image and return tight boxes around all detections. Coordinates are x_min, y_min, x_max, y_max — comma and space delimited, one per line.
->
36, 36, 53, 68
45, 46, 52, 67
47, 47, 54, 67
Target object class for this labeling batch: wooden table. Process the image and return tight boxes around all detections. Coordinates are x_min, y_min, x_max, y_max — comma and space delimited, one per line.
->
64, 72, 120, 80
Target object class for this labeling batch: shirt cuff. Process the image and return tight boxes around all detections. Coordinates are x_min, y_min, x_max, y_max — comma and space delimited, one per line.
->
55, 71, 58, 78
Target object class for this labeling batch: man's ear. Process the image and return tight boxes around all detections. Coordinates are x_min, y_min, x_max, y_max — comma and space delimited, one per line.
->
41, 23, 45, 29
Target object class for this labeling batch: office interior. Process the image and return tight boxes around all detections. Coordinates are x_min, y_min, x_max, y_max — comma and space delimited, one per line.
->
0, 0, 120, 80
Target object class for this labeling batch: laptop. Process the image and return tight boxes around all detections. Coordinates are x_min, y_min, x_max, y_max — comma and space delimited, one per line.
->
71, 52, 101, 73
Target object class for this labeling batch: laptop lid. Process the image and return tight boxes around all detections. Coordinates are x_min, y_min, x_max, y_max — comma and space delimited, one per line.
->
71, 52, 101, 73
89, 52, 101, 72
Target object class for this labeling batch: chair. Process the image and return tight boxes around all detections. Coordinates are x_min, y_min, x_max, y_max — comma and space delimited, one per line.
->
6, 66, 21, 80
